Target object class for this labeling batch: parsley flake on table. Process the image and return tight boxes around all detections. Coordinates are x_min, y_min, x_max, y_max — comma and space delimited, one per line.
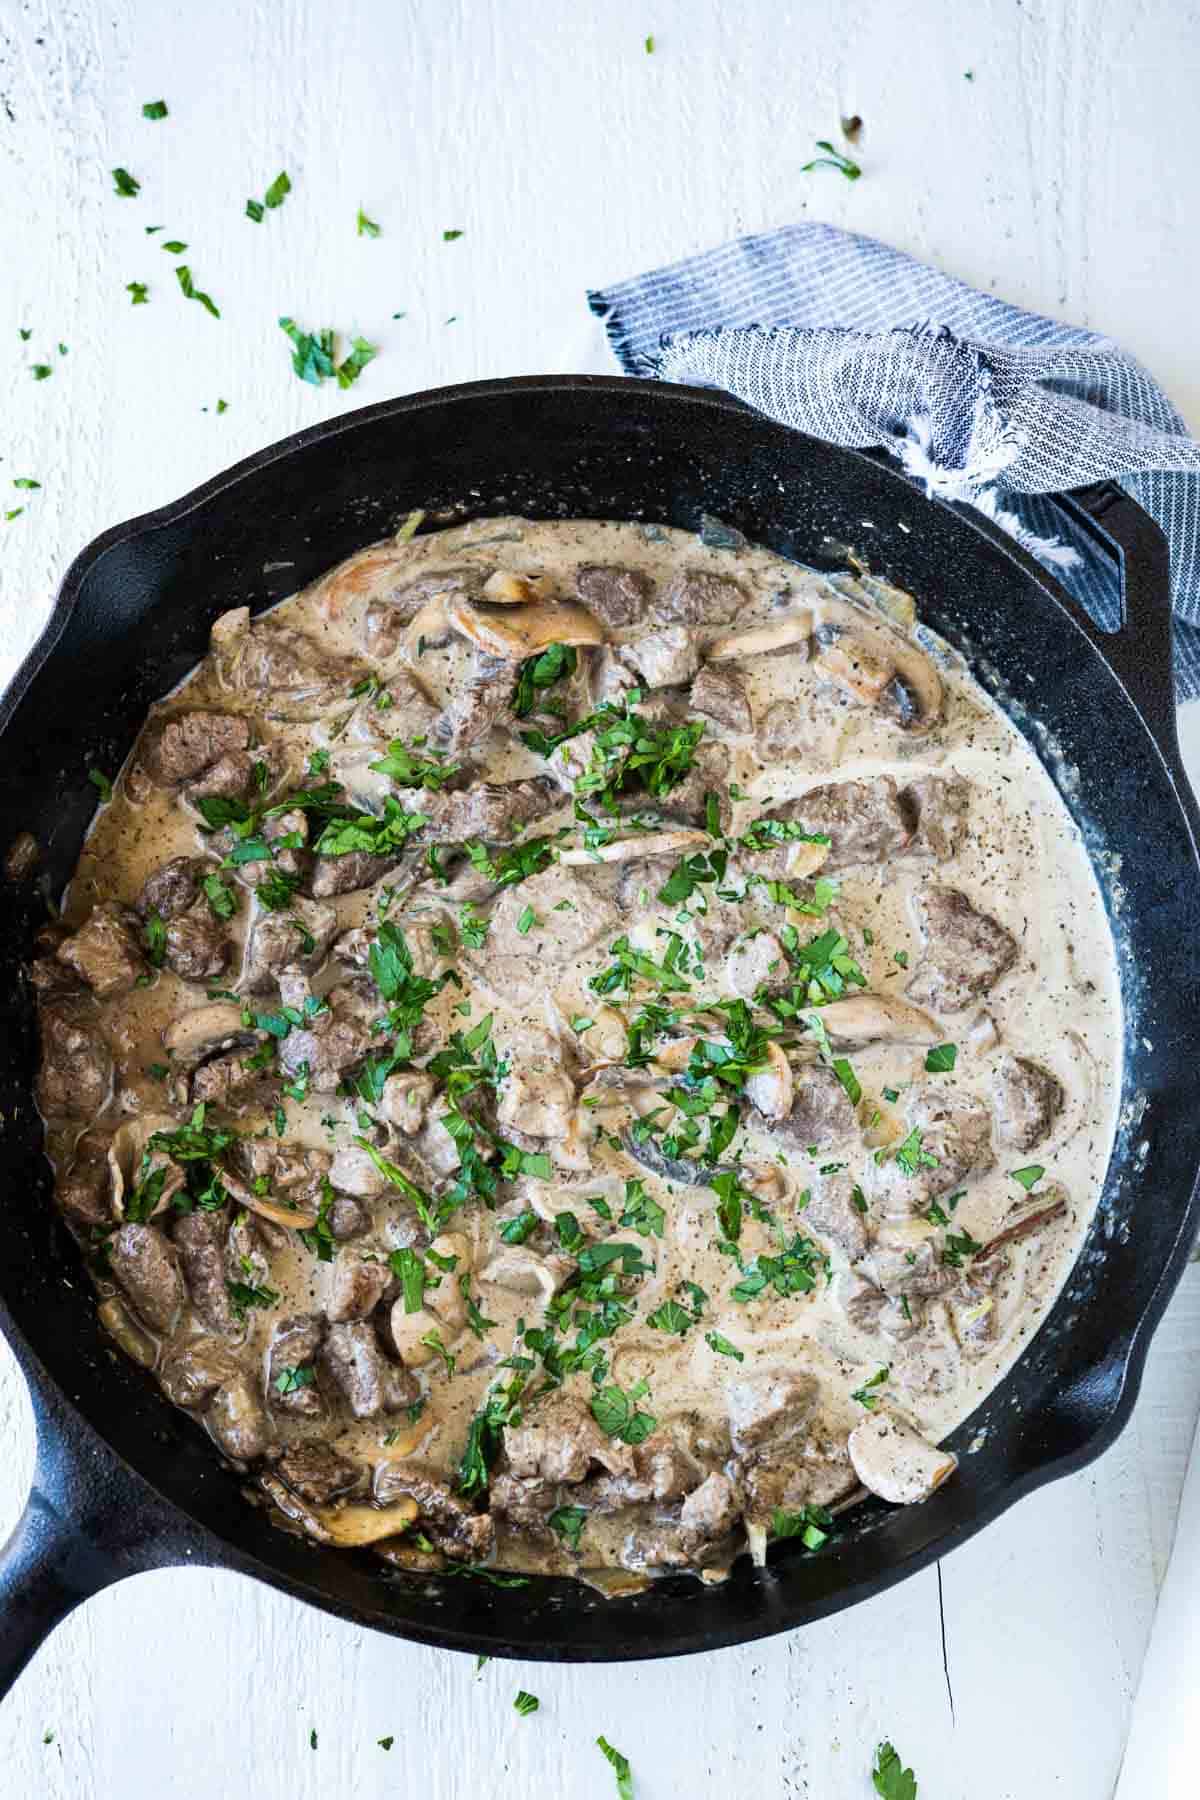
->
513, 1690, 539, 1717
13, 477, 39, 489
176, 265, 220, 318
126, 281, 149, 304
872, 1740, 918, 1800
377, 1736, 394, 1750
443, 228, 464, 240
357, 208, 382, 237
161, 238, 187, 253
596, 1736, 634, 1800
31, 364, 52, 380
142, 99, 168, 119
111, 166, 140, 197
645, 33, 655, 52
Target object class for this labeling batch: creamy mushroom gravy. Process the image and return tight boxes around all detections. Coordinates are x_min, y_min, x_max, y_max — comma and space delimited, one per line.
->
33, 514, 1122, 1588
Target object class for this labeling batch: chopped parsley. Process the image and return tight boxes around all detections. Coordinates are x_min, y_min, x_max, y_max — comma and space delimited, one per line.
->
142, 909, 167, 967
893, 1128, 938, 1176
771, 1503, 834, 1549
368, 739, 461, 788
596, 1736, 634, 1800
832, 1057, 861, 1104
646, 1298, 693, 1335
705, 1330, 744, 1361
548, 1504, 587, 1551
1011, 1164, 1045, 1191
88, 768, 114, 802
142, 99, 168, 119
442, 228, 464, 240
619, 1177, 665, 1238
731, 1233, 829, 1302
202, 871, 238, 919
591, 1379, 657, 1445
112, 167, 140, 197
126, 281, 149, 304
175, 265, 220, 318
278, 317, 379, 390
850, 1366, 890, 1409
516, 905, 536, 936
801, 139, 862, 180
513, 1691, 539, 1717
942, 1227, 984, 1270
274, 1364, 315, 1395
738, 818, 831, 853
872, 1741, 918, 1800
227, 1279, 281, 1319
356, 208, 382, 238
512, 642, 578, 718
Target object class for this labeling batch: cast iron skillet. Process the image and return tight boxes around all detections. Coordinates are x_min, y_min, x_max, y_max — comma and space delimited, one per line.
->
1, 376, 1199, 1693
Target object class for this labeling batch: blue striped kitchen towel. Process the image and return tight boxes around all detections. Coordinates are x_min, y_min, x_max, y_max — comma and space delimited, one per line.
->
588, 222, 1200, 698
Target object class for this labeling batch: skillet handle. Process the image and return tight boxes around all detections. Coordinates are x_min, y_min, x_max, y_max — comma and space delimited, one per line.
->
0, 1345, 203, 1702
1048, 482, 1177, 740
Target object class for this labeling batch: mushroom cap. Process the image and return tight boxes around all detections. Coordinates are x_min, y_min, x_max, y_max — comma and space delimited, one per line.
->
743, 1041, 795, 1122
705, 611, 814, 662
163, 1000, 261, 1065
847, 1407, 957, 1506
818, 993, 943, 1047
811, 596, 942, 732
445, 594, 606, 657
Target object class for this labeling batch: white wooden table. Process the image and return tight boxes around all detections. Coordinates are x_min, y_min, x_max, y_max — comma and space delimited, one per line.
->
2, 2, 1198, 1794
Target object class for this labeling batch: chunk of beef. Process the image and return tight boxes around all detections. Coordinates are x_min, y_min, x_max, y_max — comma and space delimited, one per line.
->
434, 652, 518, 755
211, 606, 366, 721
489, 1471, 557, 1532
901, 774, 971, 860
635, 741, 730, 829
625, 1470, 742, 1570
267, 1314, 326, 1417
227, 808, 312, 894
496, 1063, 576, 1140
727, 1371, 818, 1457
56, 1132, 113, 1228
207, 1377, 272, 1462
619, 627, 701, 690
326, 1256, 392, 1322
159, 1338, 242, 1409
906, 885, 1019, 1012
578, 1437, 704, 1513
772, 1065, 858, 1151
142, 711, 251, 786
801, 1169, 869, 1261
372, 1471, 494, 1562
329, 1194, 371, 1240
319, 1319, 418, 1420
485, 867, 618, 965
164, 910, 231, 983
275, 1439, 364, 1504
761, 776, 913, 871
35, 1000, 112, 1119
405, 777, 559, 844
56, 902, 146, 998
277, 983, 376, 1091
240, 894, 338, 992
190, 1047, 270, 1108
872, 1086, 995, 1216
108, 1223, 185, 1334
173, 1210, 241, 1335
739, 1433, 857, 1521
309, 847, 406, 898
992, 1054, 1064, 1152
185, 749, 260, 807
138, 857, 205, 920
503, 1391, 635, 1483
657, 570, 745, 625
679, 1469, 740, 1541
573, 563, 651, 629
691, 663, 753, 734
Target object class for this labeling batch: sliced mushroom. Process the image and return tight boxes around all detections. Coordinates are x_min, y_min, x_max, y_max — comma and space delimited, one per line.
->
848, 1408, 957, 1505
705, 611, 813, 662
218, 1164, 321, 1231
388, 1301, 445, 1367
478, 1246, 572, 1301
445, 594, 605, 659
107, 1115, 187, 1220
163, 1000, 260, 1066
374, 1410, 436, 1459
620, 1128, 736, 1190
261, 1472, 419, 1546
743, 1041, 795, 1122
818, 993, 942, 1047
401, 594, 453, 654
480, 570, 543, 605
811, 597, 942, 732
96, 1295, 157, 1369
558, 828, 710, 867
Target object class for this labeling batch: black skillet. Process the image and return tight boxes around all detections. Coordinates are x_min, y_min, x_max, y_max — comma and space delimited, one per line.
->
2, 376, 1199, 1694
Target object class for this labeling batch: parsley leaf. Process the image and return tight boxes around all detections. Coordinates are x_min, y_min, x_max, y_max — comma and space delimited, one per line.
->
548, 1504, 587, 1551
356, 207, 381, 237
175, 265, 220, 318
202, 871, 238, 919
705, 1330, 744, 1361
142, 99, 168, 119
126, 281, 149, 304
264, 170, 291, 208
850, 1366, 890, 1410
142, 909, 167, 967
801, 139, 862, 180
112, 167, 140, 197
872, 1741, 918, 1800
894, 1128, 938, 1176
596, 1737, 634, 1800
88, 768, 114, 803
1011, 1163, 1045, 1191
771, 1503, 834, 1550
591, 1380, 657, 1445
512, 642, 577, 718
924, 1042, 957, 1073
513, 1691, 539, 1717
646, 1298, 693, 1335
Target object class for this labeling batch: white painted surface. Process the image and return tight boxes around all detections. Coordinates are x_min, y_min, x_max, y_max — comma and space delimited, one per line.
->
1, 0, 1199, 1794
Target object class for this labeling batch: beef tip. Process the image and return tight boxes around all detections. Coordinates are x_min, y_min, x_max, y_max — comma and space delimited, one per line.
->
619, 626, 700, 690
328, 1139, 395, 1199
872, 1086, 995, 1216
330, 1194, 371, 1240
760, 776, 913, 871
142, 710, 251, 786
229, 808, 311, 894
277, 984, 376, 1092
345, 665, 440, 744
164, 910, 231, 983
28, 953, 82, 1000
727, 1371, 818, 1457
173, 1210, 241, 1335
108, 1223, 186, 1335
724, 930, 786, 998
504, 1391, 636, 1483
772, 1065, 858, 1151
657, 570, 744, 625
496, 1062, 576, 1140
485, 866, 618, 965
185, 749, 260, 807
625, 1470, 742, 1571
56, 1132, 113, 1228
190, 1047, 271, 1108
319, 1319, 419, 1420
992, 1054, 1064, 1152
159, 1338, 242, 1409
138, 856, 205, 920
635, 741, 730, 830
207, 1377, 273, 1462
489, 1471, 557, 1532
240, 894, 338, 992
372, 1471, 495, 1562
691, 663, 753, 734
580, 1437, 704, 1513
326, 1256, 392, 1322
739, 1433, 857, 1522
309, 846, 406, 898
267, 1314, 326, 1417
679, 1470, 740, 1543
405, 777, 558, 844
275, 1438, 364, 1503
210, 606, 366, 721
434, 652, 518, 755
379, 1071, 436, 1135
800, 1169, 869, 1261
906, 885, 1019, 1011
574, 563, 651, 629
35, 1000, 112, 1119
901, 774, 971, 860
56, 902, 146, 998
